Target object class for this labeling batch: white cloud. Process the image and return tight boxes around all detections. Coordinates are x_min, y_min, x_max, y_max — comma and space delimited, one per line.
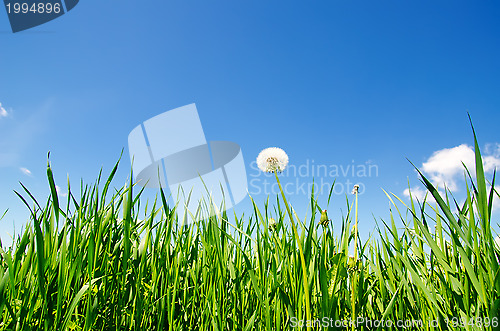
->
20, 167, 32, 176
485, 184, 500, 212
403, 187, 427, 202
404, 143, 500, 210
421, 144, 476, 192
56, 185, 68, 197
0, 103, 8, 118
420, 144, 500, 193
493, 195, 500, 212
403, 186, 446, 205
483, 143, 500, 173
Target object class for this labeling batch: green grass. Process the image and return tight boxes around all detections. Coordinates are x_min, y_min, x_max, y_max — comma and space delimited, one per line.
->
0, 126, 499, 330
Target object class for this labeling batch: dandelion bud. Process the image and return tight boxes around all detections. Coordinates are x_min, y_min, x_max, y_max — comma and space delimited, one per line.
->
268, 218, 277, 231
348, 256, 362, 271
319, 209, 330, 227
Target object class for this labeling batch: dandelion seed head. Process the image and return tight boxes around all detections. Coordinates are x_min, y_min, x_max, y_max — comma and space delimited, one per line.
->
495, 235, 500, 249
352, 184, 360, 195
257, 147, 289, 173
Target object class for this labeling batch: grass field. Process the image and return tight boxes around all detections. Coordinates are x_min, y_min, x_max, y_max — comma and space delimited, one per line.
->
0, 125, 499, 330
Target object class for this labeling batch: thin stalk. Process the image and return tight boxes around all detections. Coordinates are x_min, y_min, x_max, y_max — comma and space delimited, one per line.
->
351, 189, 359, 331
354, 189, 359, 260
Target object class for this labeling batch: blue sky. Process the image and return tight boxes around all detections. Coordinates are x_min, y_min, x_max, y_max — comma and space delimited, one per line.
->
1, 0, 500, 246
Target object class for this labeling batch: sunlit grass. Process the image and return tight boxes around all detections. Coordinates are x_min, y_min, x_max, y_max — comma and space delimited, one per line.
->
0, 124, 499, 330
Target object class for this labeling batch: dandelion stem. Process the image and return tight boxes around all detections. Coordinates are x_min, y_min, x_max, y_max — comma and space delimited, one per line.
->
274, 171, 311, 326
